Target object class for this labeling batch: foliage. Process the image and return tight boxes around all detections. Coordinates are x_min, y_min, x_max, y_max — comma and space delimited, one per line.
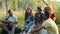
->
0, 0, 59, 11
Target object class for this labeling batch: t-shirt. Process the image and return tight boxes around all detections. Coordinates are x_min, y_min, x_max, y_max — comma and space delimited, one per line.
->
42, 18, 59, 34
5, 15, 18, 23
4, 15, 18, 31
50, 13, 56, 21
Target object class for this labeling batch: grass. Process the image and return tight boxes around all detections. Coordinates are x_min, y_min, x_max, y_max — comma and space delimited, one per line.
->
0, 11, 60, 34
55, 12, 60, 24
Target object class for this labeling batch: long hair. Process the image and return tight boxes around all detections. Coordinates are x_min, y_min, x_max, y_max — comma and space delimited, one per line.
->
25, 7, 34, 17
44, 6, 54, 14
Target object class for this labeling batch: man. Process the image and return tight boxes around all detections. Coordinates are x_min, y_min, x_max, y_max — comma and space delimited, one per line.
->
4, 10, 18, 34
42, 11, 59, 34
35, 6, 43, 25
5, 10, 17, 23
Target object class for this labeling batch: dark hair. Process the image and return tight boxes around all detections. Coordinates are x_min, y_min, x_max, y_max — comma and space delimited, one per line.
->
8, 10, 11, 13
25, 10, 29, 17
37, 6, 42, 11
44, 11, 50, 18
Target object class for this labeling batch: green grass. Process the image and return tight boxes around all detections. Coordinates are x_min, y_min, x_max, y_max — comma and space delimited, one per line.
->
55, 12, 60, 24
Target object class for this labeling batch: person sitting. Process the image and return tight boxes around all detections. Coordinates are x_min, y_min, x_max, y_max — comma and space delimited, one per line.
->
4, 10, 18, 34
42, 11, 59, 34
24, 7, 34, 33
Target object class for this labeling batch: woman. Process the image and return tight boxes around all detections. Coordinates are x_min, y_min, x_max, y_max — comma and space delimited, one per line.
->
24, 7, 34, 33
44, 6, 56, 21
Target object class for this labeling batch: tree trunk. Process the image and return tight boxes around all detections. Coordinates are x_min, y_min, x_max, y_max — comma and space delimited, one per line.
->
42, 0, 48, 6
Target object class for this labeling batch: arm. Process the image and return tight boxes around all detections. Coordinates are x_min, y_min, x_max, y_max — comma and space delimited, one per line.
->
25, 16, 29, 25
53, 17, 56, 21
14, 16, 18, 23
31, 24, 44, 32
30, 16, 34, 23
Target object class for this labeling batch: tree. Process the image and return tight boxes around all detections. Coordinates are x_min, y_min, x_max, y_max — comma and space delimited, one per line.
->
0, 0, 2, 8
13, 0, 16, 11
5, 0, 8, 11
